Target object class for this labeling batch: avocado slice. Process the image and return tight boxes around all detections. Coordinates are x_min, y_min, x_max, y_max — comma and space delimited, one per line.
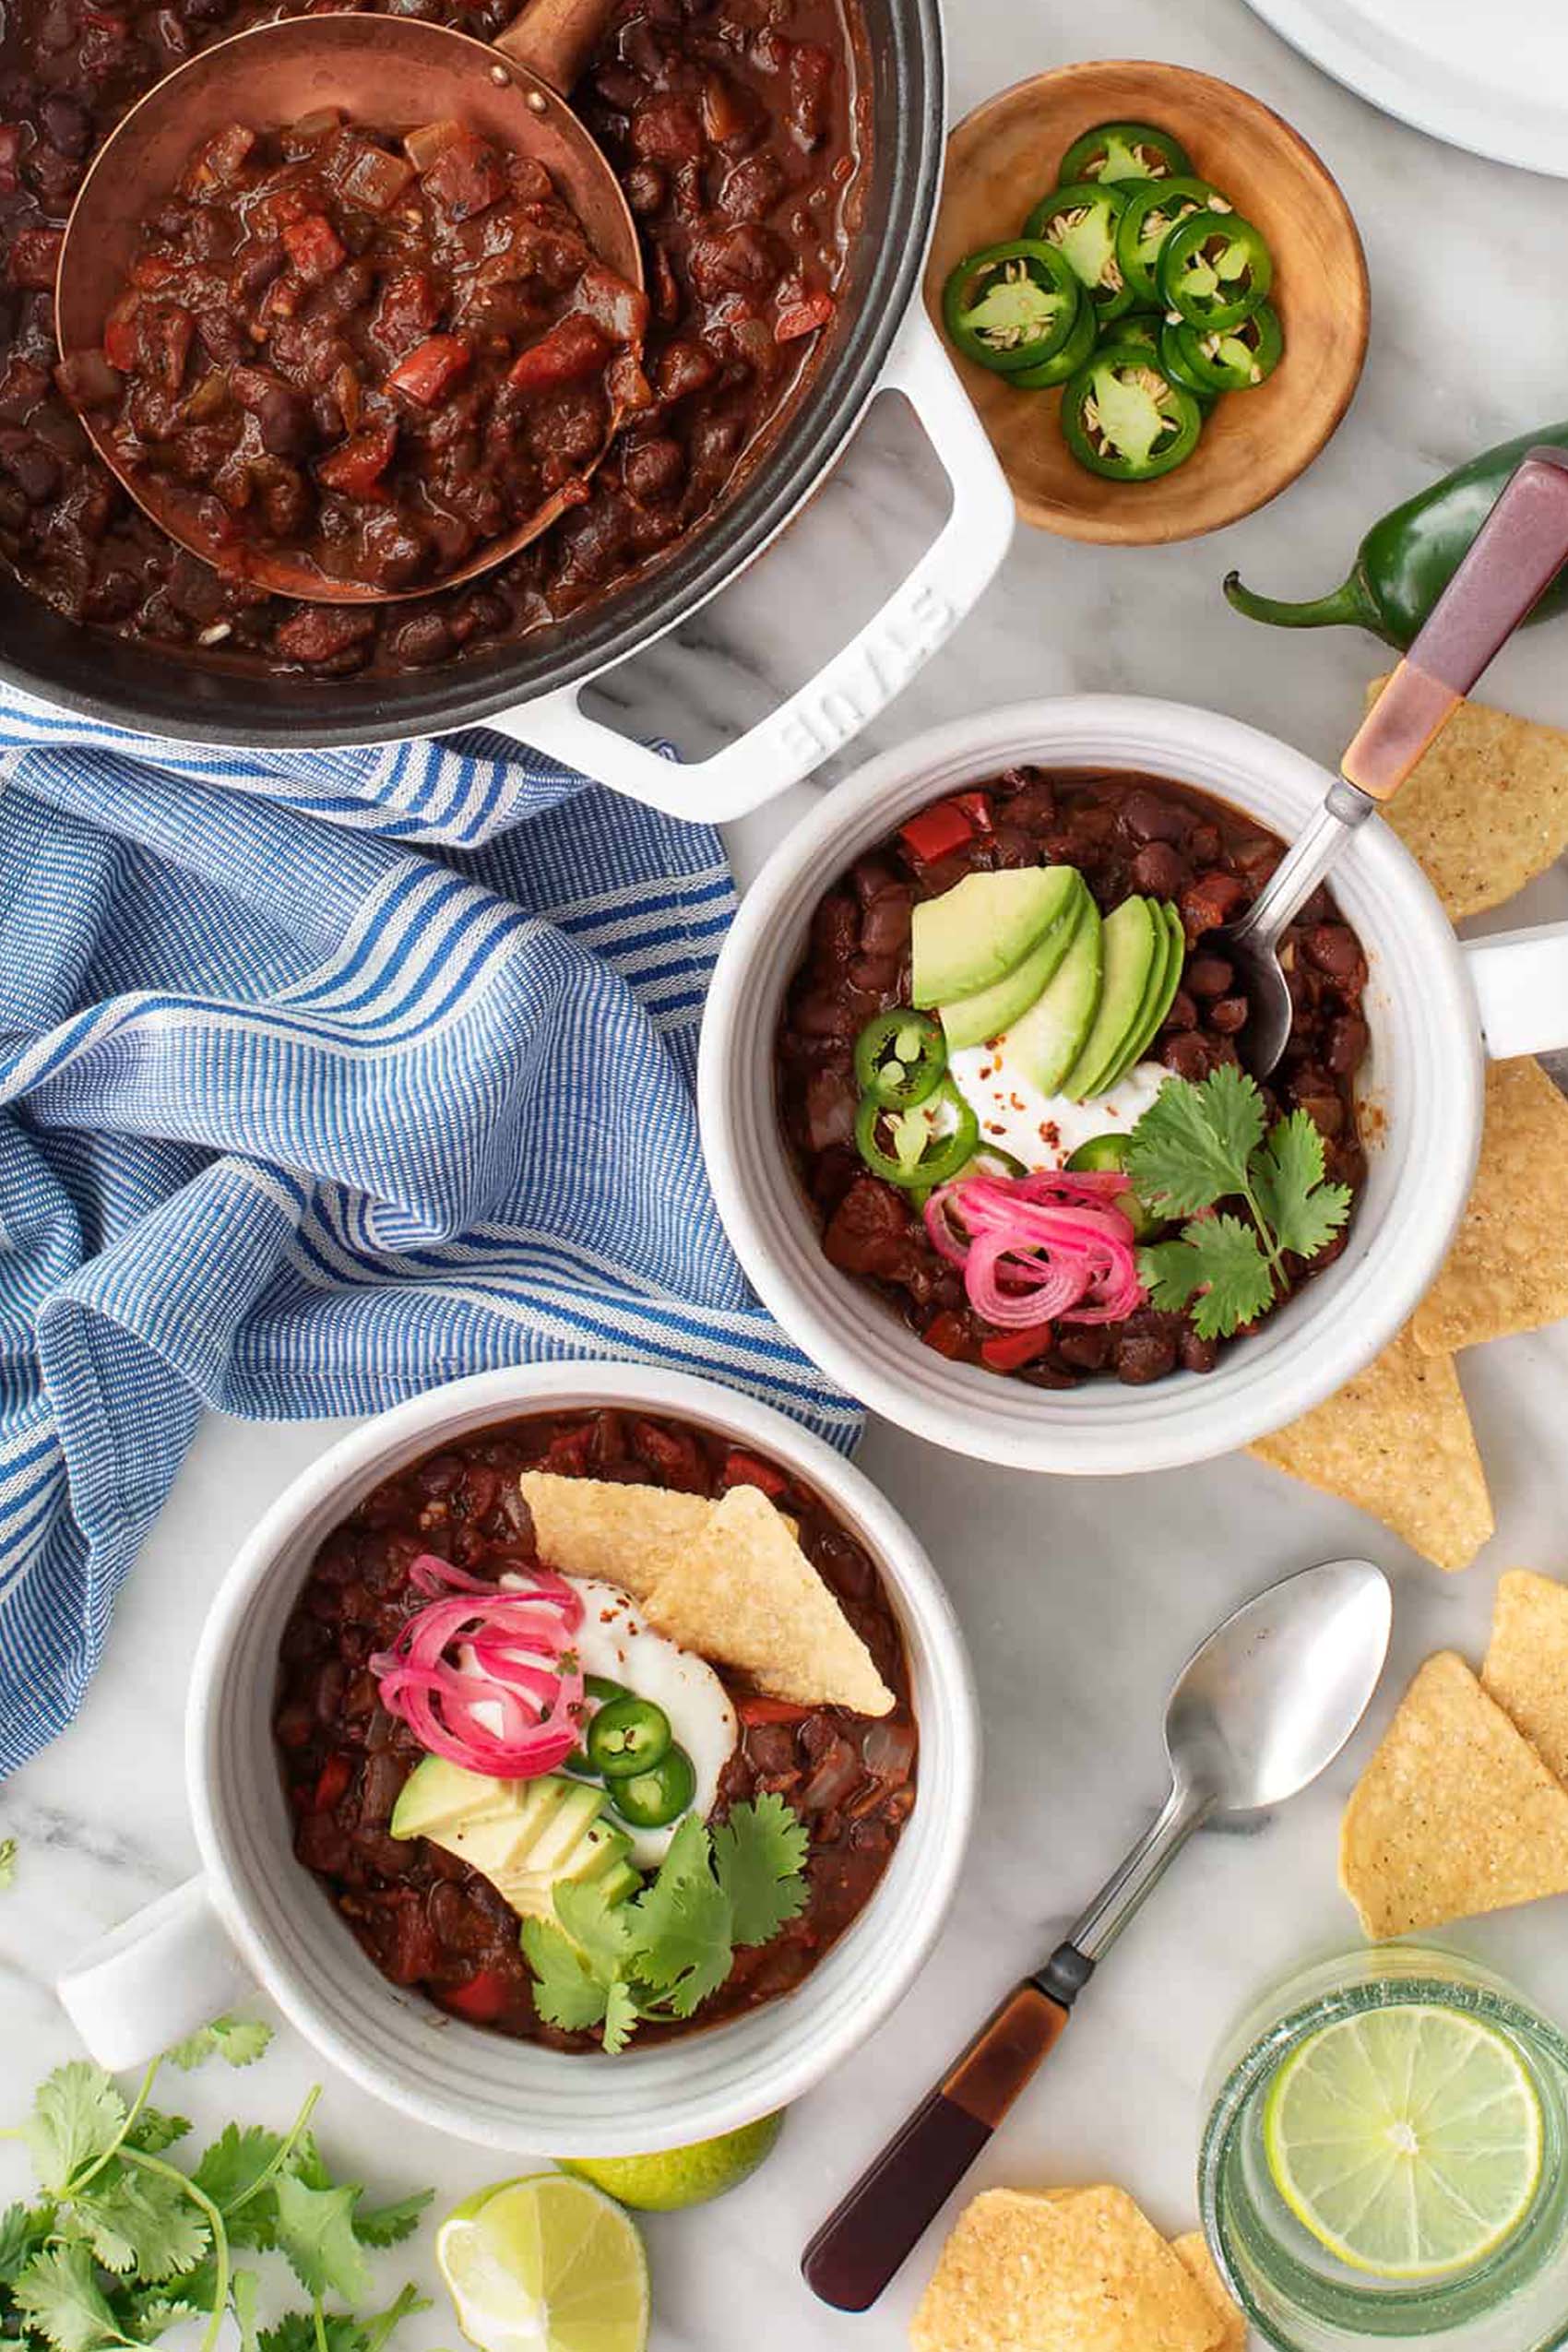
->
1101, 900, 1187, 1091
390, 1761, 634, 1920
497, 1817, 640, 1923
390, 1752, 523, 1841
939, 873, 1088, 1051
1004, 896, 1105, 1098
911, 865, 1080, 1008
1062, 896, 1159, 1101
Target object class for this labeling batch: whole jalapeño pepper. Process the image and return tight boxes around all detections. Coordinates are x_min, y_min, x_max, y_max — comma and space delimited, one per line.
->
1224, 422, 1568, 647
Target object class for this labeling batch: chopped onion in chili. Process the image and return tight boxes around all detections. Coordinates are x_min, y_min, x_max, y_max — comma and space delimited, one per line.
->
369, 1551, 585, 1778
924, 1169, 1146, 1334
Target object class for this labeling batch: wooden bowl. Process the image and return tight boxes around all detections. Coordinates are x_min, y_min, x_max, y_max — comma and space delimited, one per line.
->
924, 60, 1370, 544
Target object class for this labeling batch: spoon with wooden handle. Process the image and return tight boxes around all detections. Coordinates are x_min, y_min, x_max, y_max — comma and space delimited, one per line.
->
802, 1555, 1392, 2312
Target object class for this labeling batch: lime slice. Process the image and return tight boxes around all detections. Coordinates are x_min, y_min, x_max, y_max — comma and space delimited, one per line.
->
437, 2174, 649, 2352
1264, 2004, 1544, 2280
560, 2114, 784, 2211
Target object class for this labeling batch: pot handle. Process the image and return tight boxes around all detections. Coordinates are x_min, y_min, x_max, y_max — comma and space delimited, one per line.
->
1463, 923, 1568, 1058
493, 306, 1016, 822
56, 1878, 254, 2069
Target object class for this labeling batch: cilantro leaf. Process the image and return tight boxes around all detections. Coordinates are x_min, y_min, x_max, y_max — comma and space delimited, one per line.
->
519, 1920, 613, 2037
600, 1980, 638, 2059
629, 1819, 733, 2018
255, 2314, 315, 2352
327, 2285, 430, 2352
349, 2197, 431, 2253
11, 2249, 127, 2352
119, 2295, 205, 2344
0, 1840, 15, 1890
1126, 1064, 1263, 1217
271, 2180, 371, 2309
121, 2116, 189, 2159
231, 2271, 261, 2352
190, 2126, 285, 2244
1252, 1111, 1352, 1263
0, 2204, 51, 2287
553, 1880, 636, 1983
1139, 1214, 1277, 1339
713, 1798, 809, 1949
74, 2169, 208, 2281
22, 2067, 128, 2194
165, 2019, 272, 2074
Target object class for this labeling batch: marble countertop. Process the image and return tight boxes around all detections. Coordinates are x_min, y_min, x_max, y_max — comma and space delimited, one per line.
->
6, 3, 1568, 2346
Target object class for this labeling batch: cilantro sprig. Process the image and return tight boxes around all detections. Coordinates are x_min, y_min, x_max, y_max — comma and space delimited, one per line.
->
522, 1796, 810, 2053
0, 2019, 432, 2352
1126, 1066, 1352, 1339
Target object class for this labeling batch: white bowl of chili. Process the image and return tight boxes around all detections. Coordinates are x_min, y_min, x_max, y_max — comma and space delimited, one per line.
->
698, 694, 1568, 1473
55, 1364, 979, 2156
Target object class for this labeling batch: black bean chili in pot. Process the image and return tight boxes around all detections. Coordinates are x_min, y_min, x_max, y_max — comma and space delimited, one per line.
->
778, 766, 1371, 1390
0, 0, 862, 674
273, 1408, 918, 2047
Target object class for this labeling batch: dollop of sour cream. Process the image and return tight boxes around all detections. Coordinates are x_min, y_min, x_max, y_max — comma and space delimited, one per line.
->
946, 1043, 1169, 1173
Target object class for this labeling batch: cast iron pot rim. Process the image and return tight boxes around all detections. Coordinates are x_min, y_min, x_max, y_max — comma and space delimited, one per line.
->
0, 0, 945, 751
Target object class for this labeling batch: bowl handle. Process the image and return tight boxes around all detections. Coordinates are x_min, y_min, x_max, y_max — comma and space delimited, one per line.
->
56, 1878, 254, 2069
1463, 923, 1568, 1058
489, 307, 1016, 822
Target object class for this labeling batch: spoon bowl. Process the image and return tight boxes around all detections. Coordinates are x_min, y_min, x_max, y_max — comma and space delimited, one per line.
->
1165, 1554, 1394, 1818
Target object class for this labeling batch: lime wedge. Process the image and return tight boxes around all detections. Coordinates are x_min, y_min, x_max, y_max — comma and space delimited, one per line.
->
437, 2174, 649, 2352
1264, 2004, 1543, 2280
560, 2114, 784, 2211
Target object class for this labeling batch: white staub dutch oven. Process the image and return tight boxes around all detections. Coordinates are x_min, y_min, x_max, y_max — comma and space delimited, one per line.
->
698, 695, 1568, 1476
56, 1366, 978, 2156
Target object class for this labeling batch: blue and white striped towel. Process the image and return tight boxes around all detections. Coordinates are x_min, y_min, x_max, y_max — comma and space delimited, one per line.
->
0, 682, 860, 1779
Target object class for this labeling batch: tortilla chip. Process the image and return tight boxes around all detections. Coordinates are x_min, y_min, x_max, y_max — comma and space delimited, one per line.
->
1339, 1652, 1568, 1938
1170, 2235, 1245, 2352
1482, 1569, 1568, 1785
1366, 677, 1568, 919
648, 1482, 894, 1716
1249, 1324, 1492, 1572
518, 1472, 713, 1597
910, 2187, 1222, 2352
1411, 1058, 1568, 1356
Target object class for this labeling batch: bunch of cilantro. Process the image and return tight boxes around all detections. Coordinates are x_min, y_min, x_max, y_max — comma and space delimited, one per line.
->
523, 1795, 810, 2053
1126, 1066, 1352, 1339
0, 2017, 432, 2352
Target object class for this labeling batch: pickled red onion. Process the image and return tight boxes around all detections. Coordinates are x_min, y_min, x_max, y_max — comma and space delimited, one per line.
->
924, 1170, 1146, 1335
369, 1552, 585, 1778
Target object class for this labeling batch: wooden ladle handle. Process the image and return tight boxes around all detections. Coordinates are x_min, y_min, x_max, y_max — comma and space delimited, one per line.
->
492, 0, 624, 92
801, 1981, 1071, 2313
1342, 445, 1568, 801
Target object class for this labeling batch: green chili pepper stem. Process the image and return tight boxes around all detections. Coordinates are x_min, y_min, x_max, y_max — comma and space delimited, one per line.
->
1221, 566, 1396, 642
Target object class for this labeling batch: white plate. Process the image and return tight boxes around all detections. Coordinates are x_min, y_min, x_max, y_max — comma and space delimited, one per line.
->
1243, 0, 1568, 178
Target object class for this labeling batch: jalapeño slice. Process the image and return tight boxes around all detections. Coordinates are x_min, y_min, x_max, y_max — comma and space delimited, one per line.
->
1114, 175, 1229, 305
855, 1078, 980, 1189
588, 1695, 673, 1780
1008, 289, 1099, 386
1058, 119, 1192, 190
1022, 180, 1134, 320
612, 1744, 697, 1830
1158, 209, 1273, 333
1166, 302, 1284, 392
941, 238, 1083, 373
1061, 347, 1204, 481
854, 1007, 947, 1108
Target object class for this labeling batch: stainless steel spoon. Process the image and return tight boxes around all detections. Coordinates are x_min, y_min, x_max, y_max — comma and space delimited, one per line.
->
1224, 445, 1568, 1077
802, 1555, 1393, 2313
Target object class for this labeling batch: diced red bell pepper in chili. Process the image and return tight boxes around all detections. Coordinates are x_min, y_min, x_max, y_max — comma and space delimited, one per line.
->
900, 799, 977, 866
953, 790, 993, 834
775, 291, 835, 343
370, 269, 443, 362
735, 1694, 813, 1728
0, 125, 26, 197
282, 211, 347, 283
311, 1752, 354, 1812
9, 227, 63, 291
103, 299, 140, 372
719, 1448, 790, 1500
316, 421, 397, 498
980, 1325, 1056, 1372
419, 130, 509, 224
921, 1309, 970, 1360
507, 314, 611, 398
386, 333, 471, 408
441, 1967, 512, 2023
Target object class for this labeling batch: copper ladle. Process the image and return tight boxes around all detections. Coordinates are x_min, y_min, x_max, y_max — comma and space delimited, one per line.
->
53, 0, 643, 602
